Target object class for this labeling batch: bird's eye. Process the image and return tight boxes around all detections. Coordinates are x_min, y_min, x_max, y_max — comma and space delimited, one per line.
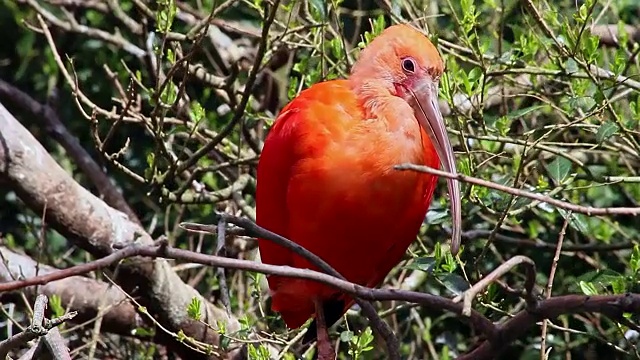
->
401, 58, 416, 74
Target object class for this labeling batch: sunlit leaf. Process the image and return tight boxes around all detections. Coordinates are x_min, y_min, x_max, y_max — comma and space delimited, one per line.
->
579, 281, 598, 295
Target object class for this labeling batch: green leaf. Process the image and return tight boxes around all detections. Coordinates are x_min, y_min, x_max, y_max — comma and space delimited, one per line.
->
504, 105, 546, 120
340, 330, 354, 342
403, 257, 437, 273
308, 0, 326, 19
567, 96, 596, 111
425, 209, 450, 225
495, 116, 511, 136
132, 327, 155, 337
439, 273, 470, 296
49, 294, 65, 318
579, 281, 598, 295
546, 156, 572, 183
187, 297, 202, 320
576, 269, 624, 287
612, 278, 627, 294
596, 121, 619, 144
564, 58, 579, 73
631, 244, 640, 274
569, 213, 590, 235
583, 35, 600, 62
155, 0, 177, 33
441, 252, 458, 273
190, 101, 205, 123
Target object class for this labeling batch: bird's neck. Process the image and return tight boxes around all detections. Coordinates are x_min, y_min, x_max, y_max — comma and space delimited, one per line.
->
347, 77, 437, 168
348, 77, 396, 120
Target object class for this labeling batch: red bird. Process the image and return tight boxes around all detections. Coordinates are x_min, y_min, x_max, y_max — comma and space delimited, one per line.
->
256, 24, 461, 357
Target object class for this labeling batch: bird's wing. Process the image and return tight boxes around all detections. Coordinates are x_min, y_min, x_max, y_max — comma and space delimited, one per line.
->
256, 79, 354, 271
255, 107, 299, 270
256, 80, 358, 327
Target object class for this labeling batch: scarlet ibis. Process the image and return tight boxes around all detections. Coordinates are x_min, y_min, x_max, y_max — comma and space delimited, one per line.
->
256, 24, 461, 358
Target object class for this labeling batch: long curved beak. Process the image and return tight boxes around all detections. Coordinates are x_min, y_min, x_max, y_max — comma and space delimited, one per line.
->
407, 78, 462, 255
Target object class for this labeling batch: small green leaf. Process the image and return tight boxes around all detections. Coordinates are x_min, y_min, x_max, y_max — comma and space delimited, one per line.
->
569, 213, 590, 235
564, 58, 579, 73
612, 278, 627, 294
49, 295, 65, 318
546, 157, 572, 183
132, 327, 155, 337
403, 257, 437, 273
425, 209, 450, 225
576, 269, 624, 287
631, 244, 640, 273
579, 281, 598, 295
340, 330, 354, 342
596, 121, 619, 144
190, 101, 205, 123
187, 297, 202, 320
308, 0, 326, 19
505, 105, 546, 120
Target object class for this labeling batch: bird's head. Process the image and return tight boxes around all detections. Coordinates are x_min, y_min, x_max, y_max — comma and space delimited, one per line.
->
351, 24, 461, 255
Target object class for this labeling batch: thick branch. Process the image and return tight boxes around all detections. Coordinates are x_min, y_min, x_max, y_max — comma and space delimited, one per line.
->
0, 78, 140, 224
591, 24, 640, 47
458, 294, 640, 360
0, 102, 243, 359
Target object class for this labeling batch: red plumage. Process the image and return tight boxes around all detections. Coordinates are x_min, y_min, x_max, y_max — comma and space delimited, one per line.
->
255, 25, 461, 346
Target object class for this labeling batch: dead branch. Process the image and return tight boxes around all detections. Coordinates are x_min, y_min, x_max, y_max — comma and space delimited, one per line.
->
0, 294, 74, 359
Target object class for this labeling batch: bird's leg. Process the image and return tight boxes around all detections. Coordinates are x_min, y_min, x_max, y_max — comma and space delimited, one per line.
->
313, 298, 336, 360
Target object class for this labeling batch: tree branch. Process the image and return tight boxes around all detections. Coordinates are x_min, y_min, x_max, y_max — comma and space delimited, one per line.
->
0, 246, 143, 338
0, 294, 75, 359
0, 78, 140, 224
0, 101, 244, 359
396, 163, 640, 216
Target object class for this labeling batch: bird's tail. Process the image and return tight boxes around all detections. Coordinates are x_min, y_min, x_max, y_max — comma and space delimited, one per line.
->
269, 278, 315, 329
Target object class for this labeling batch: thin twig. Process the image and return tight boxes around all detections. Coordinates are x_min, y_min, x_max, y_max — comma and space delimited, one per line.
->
540, 213, 571, 359
172, 0, 282, 175
453, 256, 537, 316
396, 163, 640, 215
217, 217, 231, 315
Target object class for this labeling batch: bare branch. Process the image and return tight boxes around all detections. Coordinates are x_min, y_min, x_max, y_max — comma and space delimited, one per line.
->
591, 24, 640, 47
453, 256, 537, 316
0, 294, 75, 359
396, 163, 640, 216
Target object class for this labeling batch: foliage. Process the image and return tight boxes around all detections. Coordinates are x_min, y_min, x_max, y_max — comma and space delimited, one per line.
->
0, 0, 639, 359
